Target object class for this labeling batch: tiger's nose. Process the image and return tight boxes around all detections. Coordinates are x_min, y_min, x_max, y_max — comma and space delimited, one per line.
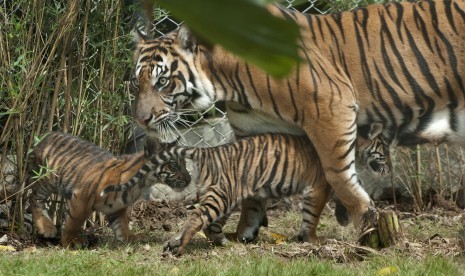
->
137, 114, 153, 126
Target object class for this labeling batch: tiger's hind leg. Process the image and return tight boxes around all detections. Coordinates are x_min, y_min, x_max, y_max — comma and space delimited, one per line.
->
298, 174, 331, 243
334, 198, 351, 226
163, 185, 237, 256
29, 180, 57, 238
204, 201, 267, 246
236, 197, 268, 243
199, 198, 269, 246
203, 215, 230, 246
61, 196, 93, 249
107, 207, 147, 243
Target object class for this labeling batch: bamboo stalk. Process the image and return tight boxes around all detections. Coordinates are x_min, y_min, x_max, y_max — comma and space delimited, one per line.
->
414, 145, 424, 211
47, 53, 65, 132
98, 43, 106, 226
444, 144, 453, 201
0, 143, 11, 227
12, 120, 25, 231
63, 58, 72, 133
378, 211, 402, 248
461, 148, 465, 208
435, 144, 444, 195
73, 0, 91, 136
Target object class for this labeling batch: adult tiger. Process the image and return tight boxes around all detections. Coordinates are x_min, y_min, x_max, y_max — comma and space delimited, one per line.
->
131, 0, 465, 243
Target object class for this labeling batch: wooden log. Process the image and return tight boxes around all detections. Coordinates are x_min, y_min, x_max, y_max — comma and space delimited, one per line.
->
358, 208, 402, 249
358, 207, 380, 249
377, 210, 402, 248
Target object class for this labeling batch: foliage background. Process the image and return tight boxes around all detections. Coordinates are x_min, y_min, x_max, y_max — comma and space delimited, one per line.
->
0, 0, 464, 234
0, 0, 142, 230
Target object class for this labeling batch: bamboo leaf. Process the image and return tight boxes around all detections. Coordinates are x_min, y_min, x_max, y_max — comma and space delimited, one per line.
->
155, 0, 301, 78
0, 109, 20, 116
0, 245, 16, 251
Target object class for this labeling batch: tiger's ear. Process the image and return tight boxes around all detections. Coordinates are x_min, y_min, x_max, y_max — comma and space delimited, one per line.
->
132, 28, 151, 44
367, 122, 383, 140
166, 139, 179, 149
176, 24, 196, 52
144, 136, 162, 157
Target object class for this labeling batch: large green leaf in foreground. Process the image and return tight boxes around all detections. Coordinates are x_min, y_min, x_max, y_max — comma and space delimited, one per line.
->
156, 0, 301, 78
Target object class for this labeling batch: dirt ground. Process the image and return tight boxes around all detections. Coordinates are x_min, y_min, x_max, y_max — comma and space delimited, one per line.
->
126, 197, 465, 261
1, 196, 464, 262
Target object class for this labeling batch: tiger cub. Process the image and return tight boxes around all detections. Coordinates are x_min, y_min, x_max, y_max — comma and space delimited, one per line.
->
104, 130, 391, 256
356, 122, 391, 177
28, 131, 190, 248
234, 122, 392, 243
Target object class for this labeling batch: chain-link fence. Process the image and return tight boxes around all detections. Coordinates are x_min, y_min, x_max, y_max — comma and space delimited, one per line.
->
136, 0, 370, 152
139, 0, 465, 208
1, 0, 464, 232
134, 0, 358, 201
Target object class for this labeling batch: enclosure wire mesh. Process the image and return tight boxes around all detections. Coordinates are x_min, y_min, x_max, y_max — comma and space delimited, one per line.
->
144, 0, 365, 148
138, 0, 465, 202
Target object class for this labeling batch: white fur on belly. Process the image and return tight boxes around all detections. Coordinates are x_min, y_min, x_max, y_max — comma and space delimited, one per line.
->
226, 106, 305, 136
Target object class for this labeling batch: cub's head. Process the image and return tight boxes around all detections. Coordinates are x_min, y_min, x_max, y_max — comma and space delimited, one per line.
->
144, 137, 191, 190
357, 123, 392, 177
132, 26, 213, 142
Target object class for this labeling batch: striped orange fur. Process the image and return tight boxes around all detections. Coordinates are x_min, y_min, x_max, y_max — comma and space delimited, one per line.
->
29, 132, 190, 248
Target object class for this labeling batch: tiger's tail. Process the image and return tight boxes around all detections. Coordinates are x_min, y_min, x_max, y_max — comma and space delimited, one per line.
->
100, 162, 154, 196
101, 145, 195, 196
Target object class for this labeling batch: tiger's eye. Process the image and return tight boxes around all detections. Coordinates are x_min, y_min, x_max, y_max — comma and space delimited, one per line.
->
169, 162, 180, 170
158, 77, 168, 85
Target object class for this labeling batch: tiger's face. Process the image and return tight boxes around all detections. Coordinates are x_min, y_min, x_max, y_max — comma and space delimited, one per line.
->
132, 27, 214, 142
359, 137, 391, 176
357, 123, 392, 177
144, 136, 191, 190
156, 159, 192, 191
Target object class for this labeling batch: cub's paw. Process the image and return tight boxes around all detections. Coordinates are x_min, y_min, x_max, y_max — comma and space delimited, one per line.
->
163, 236, 184, 256
211, 236, 230, 247
35, 217, 57, 238
297, 229, 325, 244
62, 236, 89, 249
127, 233, 148, 243
203, 230, 230, 246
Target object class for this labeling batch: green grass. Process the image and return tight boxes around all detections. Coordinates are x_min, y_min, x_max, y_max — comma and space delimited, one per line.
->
0, 246, 462, 276
1, 205, 464, 276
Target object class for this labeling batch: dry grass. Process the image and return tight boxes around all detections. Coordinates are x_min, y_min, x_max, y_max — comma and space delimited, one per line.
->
1, 199, 464, 275
1, 1, 465, 274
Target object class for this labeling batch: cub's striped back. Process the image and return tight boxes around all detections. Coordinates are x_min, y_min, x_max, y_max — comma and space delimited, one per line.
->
158, 133, 326, 255
105, 128, 391, 255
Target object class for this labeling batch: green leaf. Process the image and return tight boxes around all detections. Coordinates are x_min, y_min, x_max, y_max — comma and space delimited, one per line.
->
32, 159, 56, 180
13, 53, 26, 67
156, 0, 301, 78
0, 109, 20, 116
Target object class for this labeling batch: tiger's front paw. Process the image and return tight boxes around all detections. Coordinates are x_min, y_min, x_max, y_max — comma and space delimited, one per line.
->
297, 229, 324, 244
35, 217, 57, 238
127, 233, 148, 243
210, 235, 230, 247
62, 236, 89, 249
163, 235, 184, 256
